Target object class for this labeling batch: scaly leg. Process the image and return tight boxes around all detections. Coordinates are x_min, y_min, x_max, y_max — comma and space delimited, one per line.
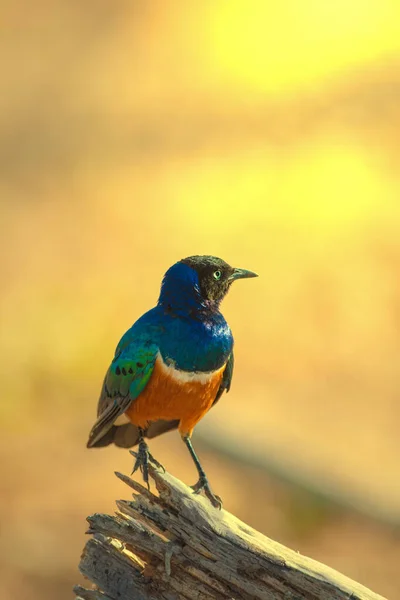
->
130, 427, 165, 489
182, 435, 222, 509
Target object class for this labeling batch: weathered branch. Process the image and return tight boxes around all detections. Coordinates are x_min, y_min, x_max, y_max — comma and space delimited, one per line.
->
74, 468, 387, 600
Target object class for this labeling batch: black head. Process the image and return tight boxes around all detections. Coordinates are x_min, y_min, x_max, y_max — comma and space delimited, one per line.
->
180, 255, 258, 307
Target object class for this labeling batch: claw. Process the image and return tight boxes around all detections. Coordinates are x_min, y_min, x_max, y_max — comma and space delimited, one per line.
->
148, 452, 165, 472
129, 444, 164, 490
191, 476, 222, 509
130, 448, 149, 489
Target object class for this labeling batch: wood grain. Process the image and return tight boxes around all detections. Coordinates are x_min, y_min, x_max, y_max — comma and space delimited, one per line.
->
74, 468, 387, 600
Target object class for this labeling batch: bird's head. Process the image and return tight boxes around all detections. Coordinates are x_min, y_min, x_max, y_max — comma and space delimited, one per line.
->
158, 255, 258, 313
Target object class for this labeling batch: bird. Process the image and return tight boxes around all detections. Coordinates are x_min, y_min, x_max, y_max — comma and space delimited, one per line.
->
87, 255, 258, 508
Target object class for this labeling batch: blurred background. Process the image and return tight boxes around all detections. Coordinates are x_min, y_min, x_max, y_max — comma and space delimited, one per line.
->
1, 1, 400, 598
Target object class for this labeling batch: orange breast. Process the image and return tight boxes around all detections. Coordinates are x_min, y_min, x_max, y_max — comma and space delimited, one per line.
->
125, 356, 225, 437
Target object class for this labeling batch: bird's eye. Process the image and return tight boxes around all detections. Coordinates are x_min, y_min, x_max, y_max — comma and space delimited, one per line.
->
213, 270, 222, 280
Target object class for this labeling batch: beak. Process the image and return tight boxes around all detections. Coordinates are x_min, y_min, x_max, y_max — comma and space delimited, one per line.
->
229, 267, 258, 281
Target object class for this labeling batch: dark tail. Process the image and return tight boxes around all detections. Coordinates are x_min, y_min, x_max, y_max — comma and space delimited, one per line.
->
87, 419, 180, 449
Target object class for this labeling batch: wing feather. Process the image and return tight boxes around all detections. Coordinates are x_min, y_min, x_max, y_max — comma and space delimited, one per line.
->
212, 352, 234, 406
87, 342, 158, 448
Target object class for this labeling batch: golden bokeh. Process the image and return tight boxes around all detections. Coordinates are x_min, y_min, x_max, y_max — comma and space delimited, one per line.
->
1, 2, 400, 599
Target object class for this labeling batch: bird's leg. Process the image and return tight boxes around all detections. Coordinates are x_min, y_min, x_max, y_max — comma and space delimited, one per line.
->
182, 435, 222, 509
130, 427, 164, 490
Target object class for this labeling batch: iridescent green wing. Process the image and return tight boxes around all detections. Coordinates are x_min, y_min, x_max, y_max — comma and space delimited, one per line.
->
87, 341, 158, 448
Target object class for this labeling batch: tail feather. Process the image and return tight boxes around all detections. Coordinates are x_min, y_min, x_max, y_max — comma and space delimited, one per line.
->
87, 419, 179, 449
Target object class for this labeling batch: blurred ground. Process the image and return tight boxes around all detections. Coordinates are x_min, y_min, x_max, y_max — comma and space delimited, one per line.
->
1, 1, 400, 599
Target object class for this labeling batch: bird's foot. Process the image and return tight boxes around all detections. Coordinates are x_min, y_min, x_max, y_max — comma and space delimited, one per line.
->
130, 445, 165, 490
191, 476, 222, 509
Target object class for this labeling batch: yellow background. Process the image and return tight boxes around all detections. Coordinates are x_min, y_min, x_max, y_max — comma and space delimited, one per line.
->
1, 1, 400, 598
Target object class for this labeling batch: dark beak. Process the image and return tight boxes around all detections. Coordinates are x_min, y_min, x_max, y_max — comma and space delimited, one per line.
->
230, 267, 258, 281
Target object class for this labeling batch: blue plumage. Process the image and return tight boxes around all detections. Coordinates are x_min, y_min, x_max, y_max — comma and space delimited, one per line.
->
87, 255, 257, 508
157, 261, 234, 370
117, 261, 233, 372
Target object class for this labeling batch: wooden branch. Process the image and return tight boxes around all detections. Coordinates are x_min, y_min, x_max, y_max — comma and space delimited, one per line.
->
74, 468, 387, 600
